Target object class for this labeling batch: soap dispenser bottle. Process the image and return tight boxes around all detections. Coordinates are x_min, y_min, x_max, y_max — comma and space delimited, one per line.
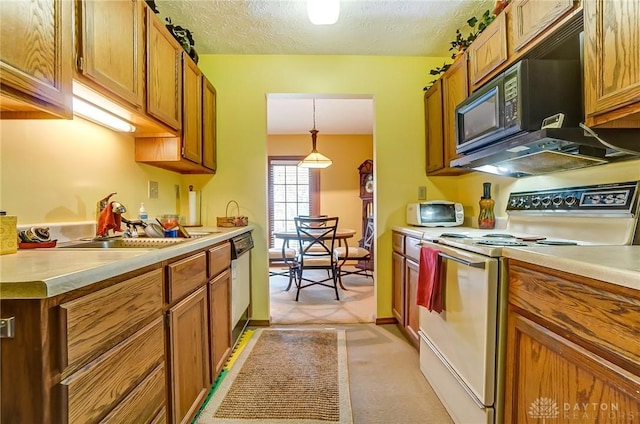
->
138, 203, 148, 224
478, 182, 496, 229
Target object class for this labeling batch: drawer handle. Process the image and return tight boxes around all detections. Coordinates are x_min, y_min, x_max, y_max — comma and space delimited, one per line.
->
438, 252, 486, 269
0, 317, 15, 338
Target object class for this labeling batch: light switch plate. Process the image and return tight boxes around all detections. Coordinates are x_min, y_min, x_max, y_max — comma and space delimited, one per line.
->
148, 181, 159, 199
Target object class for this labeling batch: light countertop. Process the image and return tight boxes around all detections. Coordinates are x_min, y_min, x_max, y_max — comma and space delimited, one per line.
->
0, 226, 254, 299
503, 246, 640, 291
392, 226, 639, 291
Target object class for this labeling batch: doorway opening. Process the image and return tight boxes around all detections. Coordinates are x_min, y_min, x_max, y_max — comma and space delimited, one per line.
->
266, 93, 376, 324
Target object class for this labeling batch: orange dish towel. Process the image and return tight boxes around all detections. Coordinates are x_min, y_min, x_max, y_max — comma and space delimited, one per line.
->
97, 201, 123, 237
416, 246, 444, 313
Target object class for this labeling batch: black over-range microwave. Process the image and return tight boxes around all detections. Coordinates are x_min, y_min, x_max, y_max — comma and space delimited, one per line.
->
454, 59, 582, 154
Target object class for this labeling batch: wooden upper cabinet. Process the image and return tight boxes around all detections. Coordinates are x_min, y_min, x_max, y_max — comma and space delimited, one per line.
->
584, 0, 640, 128
75, 0, 145, 109
0, 0, 72, 119
147, 10, 182, 131
424, 80, 445, 174
468, 11, 507, 90
440, 53, 470, 175
202, 77, 218, 172
511, 0, 574, 51
182, 54, 203, 164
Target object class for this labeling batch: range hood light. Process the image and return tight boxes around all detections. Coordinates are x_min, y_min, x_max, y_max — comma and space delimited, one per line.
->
72, 97, 136, 133
473, 165, 513, 176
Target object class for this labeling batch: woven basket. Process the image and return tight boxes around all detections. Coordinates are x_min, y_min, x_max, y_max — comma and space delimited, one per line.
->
216, 200, 248, 227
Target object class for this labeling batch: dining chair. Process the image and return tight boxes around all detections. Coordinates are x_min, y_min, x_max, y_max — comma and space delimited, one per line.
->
334, 216, 374, 287
268, 241, 298, 291
293, 215, 340, 301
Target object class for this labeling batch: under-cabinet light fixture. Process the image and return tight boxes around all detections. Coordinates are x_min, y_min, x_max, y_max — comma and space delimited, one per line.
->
298, 99, 333, 169
72, 97, 136, 133
307, 0, 340, 25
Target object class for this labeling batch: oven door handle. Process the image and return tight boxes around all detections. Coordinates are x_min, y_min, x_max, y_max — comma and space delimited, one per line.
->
438, 252, 486, 269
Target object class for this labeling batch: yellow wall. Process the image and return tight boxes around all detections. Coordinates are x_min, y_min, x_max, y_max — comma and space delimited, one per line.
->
197, 54, 453, 322
0, 118, 183, 224
268, 134, 373, 241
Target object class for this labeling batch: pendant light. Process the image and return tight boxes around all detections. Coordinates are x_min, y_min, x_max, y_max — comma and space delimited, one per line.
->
307, 0, 340, 25
298, 99, 332, 168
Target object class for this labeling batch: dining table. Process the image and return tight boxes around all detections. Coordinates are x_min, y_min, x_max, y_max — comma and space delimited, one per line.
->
273, 228, 356, 290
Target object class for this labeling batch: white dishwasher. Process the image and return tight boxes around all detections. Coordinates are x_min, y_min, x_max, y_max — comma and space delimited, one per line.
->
230, 231, 253, 345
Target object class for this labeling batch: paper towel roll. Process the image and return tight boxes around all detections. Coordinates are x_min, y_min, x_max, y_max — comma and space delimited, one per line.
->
188, 191, 197, 225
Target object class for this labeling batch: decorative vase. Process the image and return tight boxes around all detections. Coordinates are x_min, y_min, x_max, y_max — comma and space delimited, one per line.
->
478, 182, 496, 229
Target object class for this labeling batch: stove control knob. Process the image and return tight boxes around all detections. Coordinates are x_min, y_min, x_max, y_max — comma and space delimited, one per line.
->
541, 196, 552, 207
509, 197, 519, 208
565, 194, 577, 206
531, 196, 541, 207
518, 198, 529, 208
552, 195, 563, 206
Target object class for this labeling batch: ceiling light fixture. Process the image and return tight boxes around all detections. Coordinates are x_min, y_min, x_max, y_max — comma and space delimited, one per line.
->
72, 97, 136, 133
307, 0, 340, 25
298, 99, 332, 168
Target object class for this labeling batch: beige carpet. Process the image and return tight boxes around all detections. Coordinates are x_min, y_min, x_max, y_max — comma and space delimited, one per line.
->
270, 267, 375, 324
197, 328, 353, 424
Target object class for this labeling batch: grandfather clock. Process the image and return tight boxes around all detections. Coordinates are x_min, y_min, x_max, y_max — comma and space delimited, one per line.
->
357, 160, 374, 271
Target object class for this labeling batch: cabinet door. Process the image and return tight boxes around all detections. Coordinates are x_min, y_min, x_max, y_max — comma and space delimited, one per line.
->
468, 11, 507, 88
442, 54, 468, 166
168, 286, 210, 424
424, 80, 445, 174
0, 0, 72, 118
505, 312, 640, 423
182, 53, 203, 164
391, 251, 405, 325
202, 76, 218, 172
584, 0, 640, 127
147, 11, 182, 130
404, 259, 420, 348
511, 0, 574, 51
209, 269, 231, 380
76, 0, 145, 109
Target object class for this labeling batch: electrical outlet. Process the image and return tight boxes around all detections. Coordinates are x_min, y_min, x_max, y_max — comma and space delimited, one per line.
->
418, 186, 427, 200
148, 181, 159, 199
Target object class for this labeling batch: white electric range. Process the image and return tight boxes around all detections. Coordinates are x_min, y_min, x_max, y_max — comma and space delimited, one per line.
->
415, 181, 639, 424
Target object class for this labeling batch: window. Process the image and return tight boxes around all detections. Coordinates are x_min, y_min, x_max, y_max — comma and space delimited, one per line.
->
268, 157, 320, 247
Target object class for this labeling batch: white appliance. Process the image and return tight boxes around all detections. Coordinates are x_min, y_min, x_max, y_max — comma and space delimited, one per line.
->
230, 231, 254, 345
406, 201, 464, 227
416, 181, 639, 424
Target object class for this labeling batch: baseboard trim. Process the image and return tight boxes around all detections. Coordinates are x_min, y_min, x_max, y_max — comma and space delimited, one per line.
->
375, 317, 398, 325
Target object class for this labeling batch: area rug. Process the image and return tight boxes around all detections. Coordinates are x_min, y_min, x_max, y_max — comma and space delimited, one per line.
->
196, 328, 353, 424
270, 267, 375, 324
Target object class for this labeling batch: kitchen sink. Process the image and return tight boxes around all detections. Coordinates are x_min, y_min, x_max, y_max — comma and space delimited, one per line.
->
60, 238, 187, 249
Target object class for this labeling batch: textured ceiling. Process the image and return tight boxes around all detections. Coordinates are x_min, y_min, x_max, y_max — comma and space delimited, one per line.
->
153, 0, 496, 134
153, 0, 495, 57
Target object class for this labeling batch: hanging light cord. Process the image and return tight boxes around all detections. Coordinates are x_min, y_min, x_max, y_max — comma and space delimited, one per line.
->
312, 99, 317, 130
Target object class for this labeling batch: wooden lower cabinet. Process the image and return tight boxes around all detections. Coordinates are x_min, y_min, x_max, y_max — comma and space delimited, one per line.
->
404, 258, 420, 346
209, 269, 232, 380
504, 260, 640, 423
168, 286, 211, 424
390, 231, 420, 349
391, 251, 405, 324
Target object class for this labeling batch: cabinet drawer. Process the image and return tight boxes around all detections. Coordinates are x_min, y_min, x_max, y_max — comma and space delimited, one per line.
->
168, 252, 206, 303
61, 318, 164, 424
101, 362, 165, 424
60, 268, 163, 371
208, 241, 231, 278
404, 236, 421, 262
509, 261, 640, 373
392, 232, 405, 254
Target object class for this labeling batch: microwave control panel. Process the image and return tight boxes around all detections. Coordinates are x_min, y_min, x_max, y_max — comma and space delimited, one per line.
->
504, 73, 518, 127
